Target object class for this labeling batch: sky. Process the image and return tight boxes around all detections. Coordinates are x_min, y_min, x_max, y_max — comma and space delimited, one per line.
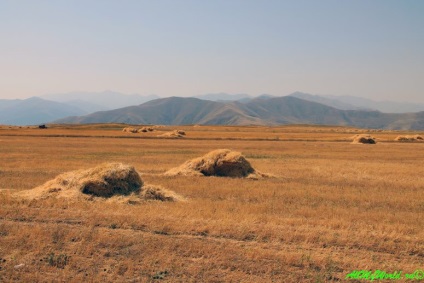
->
1, 0, 423, 102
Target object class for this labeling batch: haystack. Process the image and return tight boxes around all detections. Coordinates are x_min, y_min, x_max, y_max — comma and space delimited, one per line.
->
395, 135, 423, 142
395, 136, 414, 142
176, 130, 186, 135
351, 134, 376, 144
123, 127, 138, 133
157, 130, 185, 138
138, 127, 148, 133
18, 163, 181, 202
165, 149, 268, 179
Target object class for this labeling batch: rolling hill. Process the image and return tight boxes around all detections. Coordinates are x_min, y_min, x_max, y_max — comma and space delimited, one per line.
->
54, 96, 424, 130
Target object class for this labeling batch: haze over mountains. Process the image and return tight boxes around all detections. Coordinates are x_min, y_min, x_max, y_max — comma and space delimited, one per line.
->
1, 91, 424, 129
288, 92, 424, 113
0, 91, 159, 125
0, 97, 86, 125
42, 91, 159, 111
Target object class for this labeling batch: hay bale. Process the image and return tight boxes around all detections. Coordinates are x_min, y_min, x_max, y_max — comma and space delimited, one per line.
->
415, 135, 423, 140
351, 134, 376, 144
147, 127, 154, 131
165, 149, 268, 179
18, 163, 181, 202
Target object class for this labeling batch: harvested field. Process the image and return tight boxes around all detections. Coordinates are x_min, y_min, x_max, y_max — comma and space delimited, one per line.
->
0, 124, 423, 282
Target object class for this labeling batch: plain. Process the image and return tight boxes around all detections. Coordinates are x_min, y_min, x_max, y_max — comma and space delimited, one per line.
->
0, 124, 423, 282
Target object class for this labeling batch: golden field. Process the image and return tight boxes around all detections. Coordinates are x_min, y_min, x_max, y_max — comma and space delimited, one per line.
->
0, 124, 423, 282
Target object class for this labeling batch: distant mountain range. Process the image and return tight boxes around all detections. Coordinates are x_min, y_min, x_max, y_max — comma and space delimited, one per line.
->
1, 91, 424, 128
194, 92, 424, 113
55, 96, 424, 130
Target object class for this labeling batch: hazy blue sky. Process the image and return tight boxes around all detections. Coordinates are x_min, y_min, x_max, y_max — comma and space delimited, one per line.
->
1, 0, 423, 102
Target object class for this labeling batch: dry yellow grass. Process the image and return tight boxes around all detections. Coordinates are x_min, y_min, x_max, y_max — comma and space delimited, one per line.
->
0, 124, 423, 282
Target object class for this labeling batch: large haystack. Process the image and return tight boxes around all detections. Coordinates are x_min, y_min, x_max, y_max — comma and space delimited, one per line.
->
165, 149, 267, 179
351, 134, 376, 144
18, 163, 181, 202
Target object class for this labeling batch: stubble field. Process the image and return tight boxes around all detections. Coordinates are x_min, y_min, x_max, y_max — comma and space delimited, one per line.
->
0, 124, 423, 282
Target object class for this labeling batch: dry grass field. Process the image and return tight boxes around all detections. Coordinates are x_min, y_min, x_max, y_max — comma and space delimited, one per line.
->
0, 124, 423, 282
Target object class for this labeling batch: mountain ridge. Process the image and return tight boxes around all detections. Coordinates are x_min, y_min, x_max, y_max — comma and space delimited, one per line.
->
54, 96, 424, 130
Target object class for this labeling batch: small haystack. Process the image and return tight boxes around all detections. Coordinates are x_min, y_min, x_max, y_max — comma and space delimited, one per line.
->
122, 127, 138, 133
18, 163, 181, 202
395, 135, 423, 142
165, 149, 268, 179
395, 136, 414, 142
351, 134, 376, 144
176, 130, 186, 135
138, 127, 148, 133
157, 130, 186, 138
